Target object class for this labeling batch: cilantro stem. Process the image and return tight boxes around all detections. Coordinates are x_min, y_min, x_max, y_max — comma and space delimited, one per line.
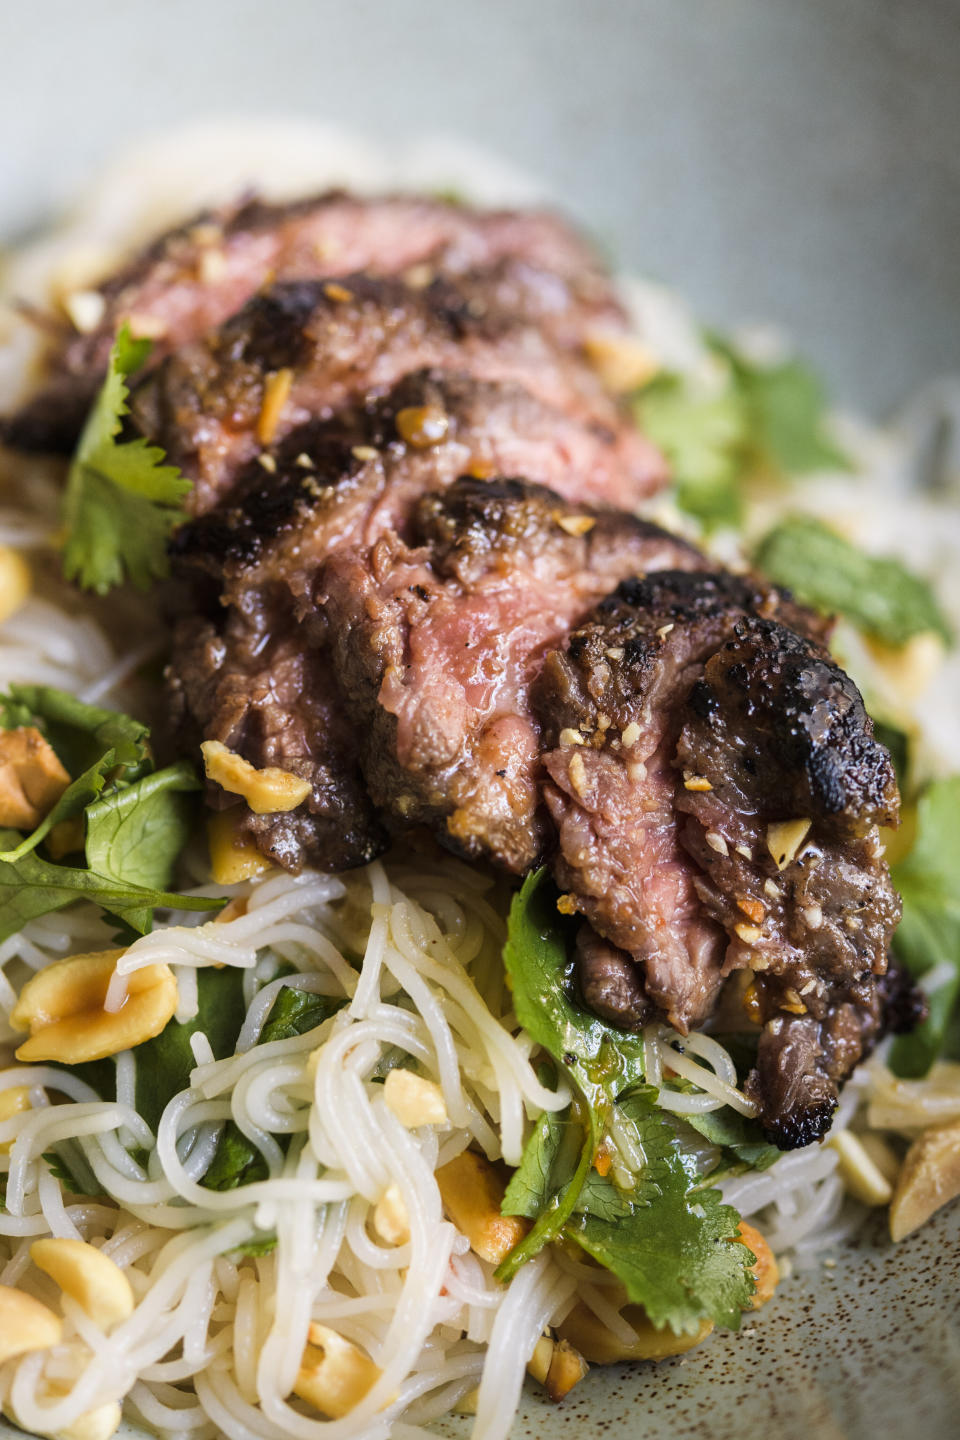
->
494, 1122, 593, 1283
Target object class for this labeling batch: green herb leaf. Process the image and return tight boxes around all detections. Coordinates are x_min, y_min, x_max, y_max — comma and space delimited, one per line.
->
0, 685, 152, 864
0, 827, 221, 946
722, 350, 848, 475
754, 516, 952, 647
635, 376, 747, 529
502, 1107, 570, 1220
85, 760, 200, 892
683, 1107, 780, 1172
888, 778, 960, 1077
62, 326, 192, 594
565, 1089, 753, 1333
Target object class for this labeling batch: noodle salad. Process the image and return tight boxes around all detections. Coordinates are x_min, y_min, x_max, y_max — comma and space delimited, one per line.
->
0, 129, 958, 1440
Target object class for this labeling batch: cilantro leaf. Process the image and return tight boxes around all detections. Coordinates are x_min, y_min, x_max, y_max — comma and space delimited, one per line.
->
682, 1107, 780, 1172
634, 375, 747, 529
754, 516, 952, 647
0, 827, 221, 946
721, 349, 848, 475
85, 760, 200, 892
565, 1089, 753, 1333
889, 777, 960, 1077
62, 326, 191, 594
634, 346, 847, 531
502, 1107, 571, 1220
496, 870, 646, 1279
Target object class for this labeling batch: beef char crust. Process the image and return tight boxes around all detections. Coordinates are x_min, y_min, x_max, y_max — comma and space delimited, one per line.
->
132, 269, 657, 517
533, 568, 903, 1145
324, 477, 704, 873
3, 192, 630, 458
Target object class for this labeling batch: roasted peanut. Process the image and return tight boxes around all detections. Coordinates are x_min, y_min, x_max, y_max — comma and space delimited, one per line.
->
294, 1322, 388, 1418
54, 1401, 122, 1440
207, 810, 272, 885
527, 1335, 588, 1401
11, 949, 178, 1064
372, 1183, 410, 1246
382, 1069, 447, 1128
559, 1297, 713, 1364
0, 1284, 63, 1362
0, 1085, 31, 1153
0, 546, 31, 625
201, 740, 312, 814
735, 1221, 779, 1308
766, 819, 811, 871
889, 1118, 960, 1242
31, 1238, 134, 1330
583, 331, 658, 393
828, 1130, 894, 1207
435, 1150, 529, 1264
0, 726, 70, 830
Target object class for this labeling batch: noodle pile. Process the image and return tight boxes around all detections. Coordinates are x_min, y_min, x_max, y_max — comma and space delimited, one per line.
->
0, 122, 957, 1440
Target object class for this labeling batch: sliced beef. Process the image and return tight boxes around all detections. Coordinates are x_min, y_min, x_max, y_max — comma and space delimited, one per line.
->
168, 602, 384, 871
3, 192, 627, 455
323, 478, 704, 872
533, 570, 903, 1143
533, 571, 777, 1032
131, 271, 659, 516
167, 373, 676, 872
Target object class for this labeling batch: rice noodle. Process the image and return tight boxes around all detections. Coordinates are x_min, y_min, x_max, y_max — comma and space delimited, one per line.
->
0, 123, 956, 1440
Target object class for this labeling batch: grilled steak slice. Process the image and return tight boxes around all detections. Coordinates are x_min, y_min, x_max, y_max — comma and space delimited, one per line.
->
534, 570, 902, 1142
323, 478, 704, 872
131, 272, 659, 516
168, 604, 384, 871
168, 372, 668, 872
3, 192, 626, 455
534, 571, 776, 1032
675, 618, 901, 1144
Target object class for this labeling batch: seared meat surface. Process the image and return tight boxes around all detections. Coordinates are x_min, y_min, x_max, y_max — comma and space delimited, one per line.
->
132, 272, 660, 516
169, 372, 669, 871
3, 193, 627, 456
533, 570, 902, 1144
325, 477, 703, 872
29, 184, 905, 1149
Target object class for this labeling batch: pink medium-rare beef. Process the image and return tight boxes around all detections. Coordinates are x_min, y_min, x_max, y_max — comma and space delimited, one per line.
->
130, 272, 661, 516
167, 371, 677, 872
533, 570, 903, 1146
2, 192, 629, 456
323, 477, 705, 872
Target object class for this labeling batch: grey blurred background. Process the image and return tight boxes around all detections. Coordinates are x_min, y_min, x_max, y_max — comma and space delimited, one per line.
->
1, 0, 958, 412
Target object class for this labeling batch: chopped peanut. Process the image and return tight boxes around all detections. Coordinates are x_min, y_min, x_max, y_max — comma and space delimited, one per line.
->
559, 1296, 713, 1364
294, 1323, 389, 1418
766, 818, 812, 871
372, 1183, 410, 1246
735, 1221, 779, 1308
543, 1338, 589, 1401
395, 405, 449, 448
256, 367, 294, 446
11, 948, 178, 1064
0, 1285, 63, 1363
583, 331, 658, 393
382, 1068, 447, 1128
0, 1085, 31, 1153
201, 740, 312, 814
889, 1119, 960, 1242
435, 1150, 529, 1264
31, 1237, 134, 1330
207, 810, 272, 884
0, 725, 70, 829
55, 1401, 122, 1440
866, 630, 945, 703
0, 546, 31, 624
828, 1130, 894, 1207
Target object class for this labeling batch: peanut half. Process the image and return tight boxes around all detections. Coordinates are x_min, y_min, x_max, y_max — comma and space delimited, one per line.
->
294, 1322, 390, 1418
0, 725, 70, 830
201, 740, 311, 814
889, 1118, 960, 1242
31, 1238, 134, 1331
11, 949, 178, 1064
0, 1285, 63, 1363
435, 1150, 529, 1265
